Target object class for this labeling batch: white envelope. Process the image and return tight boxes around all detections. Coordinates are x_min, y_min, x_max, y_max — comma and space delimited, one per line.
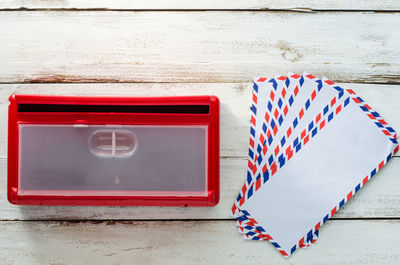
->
239, 83, 398, 256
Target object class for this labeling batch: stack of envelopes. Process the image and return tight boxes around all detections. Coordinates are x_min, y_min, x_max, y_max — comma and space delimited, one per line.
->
231, 73, 399, 257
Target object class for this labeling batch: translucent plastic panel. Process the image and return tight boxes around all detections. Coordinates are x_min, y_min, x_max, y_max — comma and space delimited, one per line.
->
18, 125, 207, 196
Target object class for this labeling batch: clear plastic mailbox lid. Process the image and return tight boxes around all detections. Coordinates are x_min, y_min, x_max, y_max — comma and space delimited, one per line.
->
18, 124, 207, 196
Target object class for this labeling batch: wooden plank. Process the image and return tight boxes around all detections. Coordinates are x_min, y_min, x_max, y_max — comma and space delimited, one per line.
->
1, 0, 400, 10
0, 83, 398, 220
0, 82, 398, 220
0, 220, 399, 264
0, 156, 399, 220
1, 12, 400, 84
0, 83, 399, 159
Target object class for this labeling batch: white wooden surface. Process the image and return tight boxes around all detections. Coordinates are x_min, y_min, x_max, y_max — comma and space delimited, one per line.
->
0, 2, 399, 264
1, 12, 400, 84
1, 220, 400, 265
0, 83, 399, 221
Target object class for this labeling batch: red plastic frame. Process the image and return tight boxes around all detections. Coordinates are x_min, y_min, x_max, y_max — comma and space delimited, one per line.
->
8, 94, 220, 206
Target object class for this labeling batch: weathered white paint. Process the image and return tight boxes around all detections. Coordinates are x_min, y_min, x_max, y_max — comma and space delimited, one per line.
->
1, 156, 399, 220
0, 83, 398, 220
0, 83, 399, 159
1, 220, 400, 265
1, 0, 400, 10
1, 12, 400, 83
0, 5, 399, 263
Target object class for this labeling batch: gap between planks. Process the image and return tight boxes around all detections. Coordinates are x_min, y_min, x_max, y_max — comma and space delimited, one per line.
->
2, 80, 400, 85
1, 217, 400, 223
1, 0, 400, 11
0, 8, 400, 12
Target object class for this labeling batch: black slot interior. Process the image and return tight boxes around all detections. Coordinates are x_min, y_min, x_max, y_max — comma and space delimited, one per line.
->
17, 104, 209, 114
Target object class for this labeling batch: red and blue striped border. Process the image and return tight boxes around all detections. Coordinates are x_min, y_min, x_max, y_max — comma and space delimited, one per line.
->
233, 78, 342, 214
233, 74, 321, 215
234, 93, 349, 245
233, 76, 399, 257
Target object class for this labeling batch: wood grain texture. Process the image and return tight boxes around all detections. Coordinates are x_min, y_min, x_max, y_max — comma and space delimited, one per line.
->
0, 156, 399, 220
1, 0, 400, 10
1, 12, 400, 84
1, 220, 400, 265
1, 4, 399, 264
0, 83, 399, 159
0, 82, 398, 220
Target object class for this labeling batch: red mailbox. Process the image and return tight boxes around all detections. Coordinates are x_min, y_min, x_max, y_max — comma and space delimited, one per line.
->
8, 94, 219, 206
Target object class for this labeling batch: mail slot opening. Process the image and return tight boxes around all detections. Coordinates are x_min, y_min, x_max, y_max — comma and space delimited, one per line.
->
17, 103, 210, 114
